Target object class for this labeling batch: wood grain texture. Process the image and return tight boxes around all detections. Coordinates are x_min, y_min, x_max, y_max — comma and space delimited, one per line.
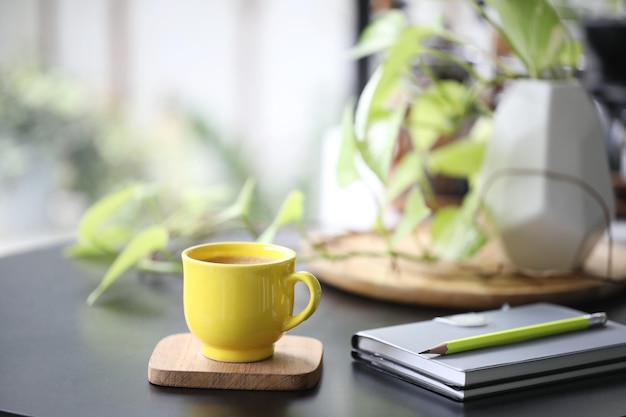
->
148, 334, 323, 391
304, 231, 626, 309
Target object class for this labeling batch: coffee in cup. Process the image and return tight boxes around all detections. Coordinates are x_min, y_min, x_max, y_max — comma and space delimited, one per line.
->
181, 241, 322, 362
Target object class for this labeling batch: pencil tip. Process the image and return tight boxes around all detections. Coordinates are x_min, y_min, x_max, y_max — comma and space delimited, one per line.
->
420, 343, 448, 355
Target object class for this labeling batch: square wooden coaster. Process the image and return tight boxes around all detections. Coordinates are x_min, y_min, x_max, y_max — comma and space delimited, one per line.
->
148, 333, 323, 391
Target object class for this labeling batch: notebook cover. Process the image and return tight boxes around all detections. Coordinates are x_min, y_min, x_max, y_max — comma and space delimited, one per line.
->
352, 349, 626, 401
352, 303, 626, 387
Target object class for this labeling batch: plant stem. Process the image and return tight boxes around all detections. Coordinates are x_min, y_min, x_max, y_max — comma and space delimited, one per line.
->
137, 258, 183, 274
470, 1, 530, 76
302, 247, 434, 263
240, 214, 260, 239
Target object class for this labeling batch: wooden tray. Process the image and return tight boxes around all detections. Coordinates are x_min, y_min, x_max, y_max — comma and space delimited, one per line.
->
148, 334, 323, 391
304, 232, 626, 309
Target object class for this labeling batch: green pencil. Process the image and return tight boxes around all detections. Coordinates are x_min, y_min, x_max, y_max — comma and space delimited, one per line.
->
420, 312, 607, 355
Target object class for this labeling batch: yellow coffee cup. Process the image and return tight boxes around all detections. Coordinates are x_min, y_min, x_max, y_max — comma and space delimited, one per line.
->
181, 241, 322, 362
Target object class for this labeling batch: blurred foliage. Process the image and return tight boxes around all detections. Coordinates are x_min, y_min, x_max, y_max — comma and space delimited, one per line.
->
338, 10, 492, 261
0, 67, 255, 204
332, 0, 582, 263
0, 66, 307, 304
65, 180, 306, 305
480, 0, 581, 79
0, 67, 142, 199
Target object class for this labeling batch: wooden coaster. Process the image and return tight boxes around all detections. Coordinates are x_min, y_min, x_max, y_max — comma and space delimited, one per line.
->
148, 333, 323, 391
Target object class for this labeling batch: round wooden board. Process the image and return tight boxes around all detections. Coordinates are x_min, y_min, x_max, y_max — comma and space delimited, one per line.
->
304, 232, 626, 309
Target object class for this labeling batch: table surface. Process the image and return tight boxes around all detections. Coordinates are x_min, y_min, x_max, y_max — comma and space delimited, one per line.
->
2, 234, 626, 417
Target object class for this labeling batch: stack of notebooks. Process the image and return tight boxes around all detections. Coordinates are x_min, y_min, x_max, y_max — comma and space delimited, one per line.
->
351, 303, 626, 401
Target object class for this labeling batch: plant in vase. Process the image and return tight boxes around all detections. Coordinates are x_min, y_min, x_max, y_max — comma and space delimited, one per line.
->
309, 0, 619, 300
314, 5, 514, 265
475, 0, 615, 272
331, 9, 497, 263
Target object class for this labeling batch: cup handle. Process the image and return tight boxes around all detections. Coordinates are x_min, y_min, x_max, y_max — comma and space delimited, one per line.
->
282, 271, 322, 332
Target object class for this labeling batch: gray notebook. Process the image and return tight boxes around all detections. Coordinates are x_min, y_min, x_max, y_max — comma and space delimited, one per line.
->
352, 303, 626, 392
352, 349, 626, 401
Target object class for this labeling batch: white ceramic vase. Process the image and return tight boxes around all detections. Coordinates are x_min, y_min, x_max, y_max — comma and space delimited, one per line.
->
479, 79, 615, 271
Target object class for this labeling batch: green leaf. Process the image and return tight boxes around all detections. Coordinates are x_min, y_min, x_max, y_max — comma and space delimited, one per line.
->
76, 184, 141, 252
163, 185, 233, 236
215, 178, 256, 223
390, 187, 431, 246
179, 185, 232, 212
407, 125, 440, 153
96, 225, 137, 249
87, 225, 169, 305
426, 116, 492, 180
427, 140, 486, 179
64, 225, 134, 258
386, 150, 424, 202
66, 226, 137, 259
407, 81, 474, 151
348, 10, 408, 59
427, 81, 471, 116
484, 0, 573, 77
465, 116, 493, 144
357, 100, 408, 182
372, 215, 387, 235
559, 39, 582, 67
407, 90, 449, 151
354, 26, 433, 142
354, 65, 384, 141
429, 192, 486, 260
258, 190, 304, 244
372, 26, 432, 111
64, 243, 118, 262
337, 102, 361, 187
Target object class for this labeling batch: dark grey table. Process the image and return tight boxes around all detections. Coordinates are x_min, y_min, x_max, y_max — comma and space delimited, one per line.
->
2, 235, 626, 417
